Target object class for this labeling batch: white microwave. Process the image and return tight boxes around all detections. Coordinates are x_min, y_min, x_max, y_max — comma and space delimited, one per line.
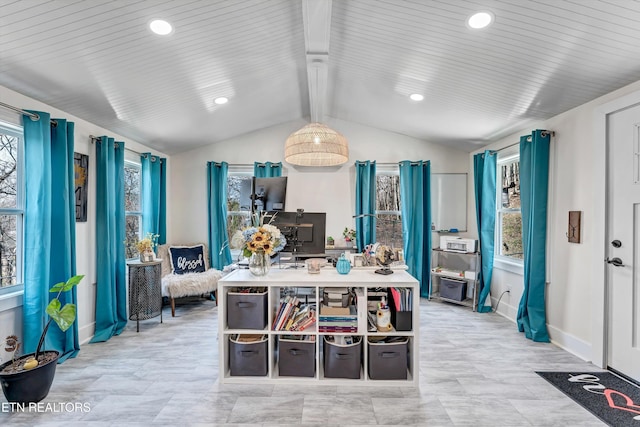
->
439, 236, 477, 253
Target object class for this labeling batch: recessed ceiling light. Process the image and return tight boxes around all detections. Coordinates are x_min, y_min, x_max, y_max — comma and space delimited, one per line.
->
149, 19, 173, 35
467, 11, 494, 29
214, 97, 228, 105
410, 93, 424, 101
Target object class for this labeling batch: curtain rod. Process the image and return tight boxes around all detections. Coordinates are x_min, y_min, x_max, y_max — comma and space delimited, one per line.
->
0, 101, 58, 125
90, 135, 148, 158
494, 130, 555, 152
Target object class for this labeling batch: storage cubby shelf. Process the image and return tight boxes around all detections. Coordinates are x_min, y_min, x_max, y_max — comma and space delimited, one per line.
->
218, 268, 420, 386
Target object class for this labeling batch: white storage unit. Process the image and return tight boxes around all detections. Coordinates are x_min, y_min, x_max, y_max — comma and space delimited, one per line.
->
429, 249, 481, 311
218, 268, 420, 386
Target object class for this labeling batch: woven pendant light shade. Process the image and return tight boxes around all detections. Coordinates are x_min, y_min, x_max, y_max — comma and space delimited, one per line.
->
284, 122, 349, 166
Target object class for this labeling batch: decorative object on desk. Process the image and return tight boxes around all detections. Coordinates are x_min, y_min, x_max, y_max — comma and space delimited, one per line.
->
343, 227, 356, 243
353, 254, 364, 267
234, 211, 287, 276
306, 258, 327, 274
0, 275, 84, 404
326, 236, 335, 246
376, 308, 392, 332
136, 232, 159, 263
374, 243, 396, 275
336, 253, 352, 274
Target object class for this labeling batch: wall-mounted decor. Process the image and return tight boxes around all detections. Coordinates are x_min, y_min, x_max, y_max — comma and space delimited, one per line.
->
74, 152, 88, 222
567, 211, 581, 243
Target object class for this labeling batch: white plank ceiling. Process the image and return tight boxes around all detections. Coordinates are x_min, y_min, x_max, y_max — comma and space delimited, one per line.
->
1, 0, 640, 154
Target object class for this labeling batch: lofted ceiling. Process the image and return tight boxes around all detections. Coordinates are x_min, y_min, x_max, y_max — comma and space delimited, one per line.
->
2, 0, 640, 154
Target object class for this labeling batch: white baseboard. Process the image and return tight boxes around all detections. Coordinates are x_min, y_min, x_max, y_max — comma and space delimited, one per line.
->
547, 324, 592, 362
491, 295, 592, 363
78, 322, 95, 345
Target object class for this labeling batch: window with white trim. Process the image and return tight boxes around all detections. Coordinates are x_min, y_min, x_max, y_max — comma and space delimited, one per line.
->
496, 152, 523, 261
0, 122, 23, 294
376, 171, 404, 249
124, 161, 142, 259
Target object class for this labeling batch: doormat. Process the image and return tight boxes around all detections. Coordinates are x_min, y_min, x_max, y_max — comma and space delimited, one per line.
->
537, 371, 640, 426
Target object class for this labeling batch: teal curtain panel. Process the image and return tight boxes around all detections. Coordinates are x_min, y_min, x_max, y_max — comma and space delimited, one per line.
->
473, 150, 497, 313
517, 130, 551, 343
91, 136, 127, 342
208, 161, 232, 269
254, 161, 282, 178
399, 160, 431, 297
354, 160, 377, 251
141, 153, 167, 244
23, 111, 79, 362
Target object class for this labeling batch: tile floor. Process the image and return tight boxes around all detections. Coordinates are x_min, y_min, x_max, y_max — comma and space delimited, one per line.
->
0, 297, 606, 426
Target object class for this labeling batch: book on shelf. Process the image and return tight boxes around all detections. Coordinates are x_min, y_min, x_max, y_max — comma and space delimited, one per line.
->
318, 326, 358, 333
320, 305, 355, 316
273, 296, 301, 331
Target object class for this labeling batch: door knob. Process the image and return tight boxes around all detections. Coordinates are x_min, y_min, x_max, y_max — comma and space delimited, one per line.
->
605, 257, 624, 267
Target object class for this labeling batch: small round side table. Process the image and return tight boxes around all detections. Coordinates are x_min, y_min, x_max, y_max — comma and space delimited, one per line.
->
127, 259, 163, 332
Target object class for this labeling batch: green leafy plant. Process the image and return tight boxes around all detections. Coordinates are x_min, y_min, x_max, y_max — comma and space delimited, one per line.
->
34, 274, 85, 363
343, 227, 356, 241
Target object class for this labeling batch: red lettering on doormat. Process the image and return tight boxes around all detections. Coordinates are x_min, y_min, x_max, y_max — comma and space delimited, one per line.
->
604, 389, 640, 416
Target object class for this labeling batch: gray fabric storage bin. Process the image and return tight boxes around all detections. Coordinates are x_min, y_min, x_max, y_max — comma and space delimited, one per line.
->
323, 336, 362, 379
278, 338, 316, 377
229, 335, 268, 376
227, 290, 268, 329
440, 277, 467, 301
368, 338, 408, 380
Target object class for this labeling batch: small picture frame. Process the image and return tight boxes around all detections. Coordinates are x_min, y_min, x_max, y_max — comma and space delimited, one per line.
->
353, 254, 364, 267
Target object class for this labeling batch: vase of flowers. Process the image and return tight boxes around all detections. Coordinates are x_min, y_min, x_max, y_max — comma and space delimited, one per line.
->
136, 232, 159, 263
233, 212, 287, 276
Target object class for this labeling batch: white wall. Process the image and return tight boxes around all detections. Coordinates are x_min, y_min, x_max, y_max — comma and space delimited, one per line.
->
470, 78, 640, 362
170, 117, 470, 248
0, 86, 167, 362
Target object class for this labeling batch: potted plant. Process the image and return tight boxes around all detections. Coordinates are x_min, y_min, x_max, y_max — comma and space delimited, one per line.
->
326, 236, 335, 246
0, 274, 84, 404
343, 227, 356, 243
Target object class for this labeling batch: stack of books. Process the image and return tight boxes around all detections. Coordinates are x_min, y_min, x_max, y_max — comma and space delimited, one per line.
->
272, 296, 316, 331
318, 305, 358, 333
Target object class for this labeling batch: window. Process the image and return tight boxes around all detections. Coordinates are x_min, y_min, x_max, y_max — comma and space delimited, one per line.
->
496, 153, 523, 261
227, 173, 252, 255
124, 161, 142, 259
0, 122, 23, 294
376, 173, 403, 249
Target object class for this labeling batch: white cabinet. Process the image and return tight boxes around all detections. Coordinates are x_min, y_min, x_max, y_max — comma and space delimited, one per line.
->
429, 249, 480, 311
218, 268, 419, 386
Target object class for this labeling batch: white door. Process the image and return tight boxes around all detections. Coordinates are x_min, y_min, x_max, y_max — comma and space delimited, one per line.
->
607, 102, 640, 382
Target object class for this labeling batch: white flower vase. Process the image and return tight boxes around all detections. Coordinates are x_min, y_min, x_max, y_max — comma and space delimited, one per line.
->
248, 251, 270, 276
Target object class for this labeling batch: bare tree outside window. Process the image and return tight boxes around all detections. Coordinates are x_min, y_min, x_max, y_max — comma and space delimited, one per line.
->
124, 163, 142, 259
227, 175, 251, 250
0, 129, 21, 288
497, 158, 523, 260
376, 174, 403, 249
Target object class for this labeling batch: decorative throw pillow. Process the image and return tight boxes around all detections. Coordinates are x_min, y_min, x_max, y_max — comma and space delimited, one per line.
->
169, 245, 207, 275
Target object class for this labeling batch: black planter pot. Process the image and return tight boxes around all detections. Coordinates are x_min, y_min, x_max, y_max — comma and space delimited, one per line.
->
0, 351, 60, 404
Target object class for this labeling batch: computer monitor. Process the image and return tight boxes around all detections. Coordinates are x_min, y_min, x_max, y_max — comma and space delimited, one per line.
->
264, 210, 326, 257
241, 176, 287, 213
